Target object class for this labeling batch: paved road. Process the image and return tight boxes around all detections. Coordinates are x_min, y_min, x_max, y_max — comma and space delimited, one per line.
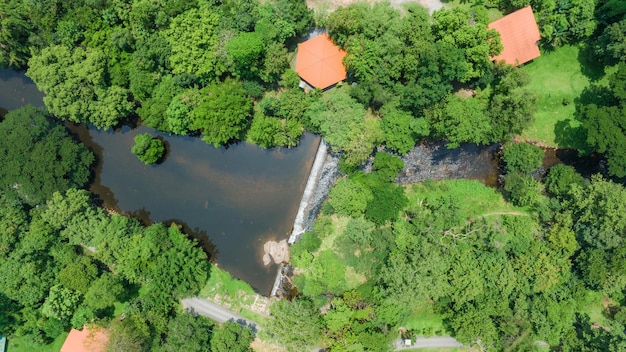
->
182, 297, 260, 333
393, 336, 464, 350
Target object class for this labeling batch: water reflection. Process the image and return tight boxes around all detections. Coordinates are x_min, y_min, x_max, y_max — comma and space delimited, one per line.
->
67, 123, 320, 294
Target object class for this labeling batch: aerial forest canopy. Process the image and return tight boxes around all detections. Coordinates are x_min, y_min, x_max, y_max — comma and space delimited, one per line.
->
2, 0, 626, 350
2, 0, 621, 170
0, 0, 542, 164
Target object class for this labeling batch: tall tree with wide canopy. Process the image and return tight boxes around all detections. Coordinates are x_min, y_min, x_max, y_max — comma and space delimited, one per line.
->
0, 106, 94, 206
191, 79, 253, 147
27, 45, 133, 129
164, 5, 224, 83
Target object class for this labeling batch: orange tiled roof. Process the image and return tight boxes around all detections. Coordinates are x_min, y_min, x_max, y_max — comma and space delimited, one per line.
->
296, 33, 347, 89
61, 326, 108, 352
488, 6, 541, 66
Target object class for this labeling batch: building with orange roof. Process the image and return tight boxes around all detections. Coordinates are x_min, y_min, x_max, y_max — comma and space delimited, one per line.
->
296, 33, 347, 90
488, 6, 541, 66
61, 326, 108, 352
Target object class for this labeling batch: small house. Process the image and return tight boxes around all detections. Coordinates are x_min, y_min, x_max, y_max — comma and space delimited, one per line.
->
60, 326, 108, 352
296, 33, 347, 90
488, 6, 541, 66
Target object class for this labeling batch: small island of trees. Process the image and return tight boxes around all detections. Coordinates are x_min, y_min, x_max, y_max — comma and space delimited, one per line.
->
131, 133, 165, 164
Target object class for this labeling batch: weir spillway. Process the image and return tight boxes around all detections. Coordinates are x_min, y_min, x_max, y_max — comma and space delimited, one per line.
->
271, 139, 339, 297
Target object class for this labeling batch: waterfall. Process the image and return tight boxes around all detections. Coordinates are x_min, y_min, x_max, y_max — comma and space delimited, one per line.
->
288, 140, 337, 244
271, 139, 340, 297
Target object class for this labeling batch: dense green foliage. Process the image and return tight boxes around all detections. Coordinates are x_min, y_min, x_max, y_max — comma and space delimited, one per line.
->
131, 133, 165, 164
3, 0, 626, 351
502, 142, 545, 173
576, 64, 626, 177
283, 155, 626, 351
0, 186, 256, 350
0, 107, 94, 205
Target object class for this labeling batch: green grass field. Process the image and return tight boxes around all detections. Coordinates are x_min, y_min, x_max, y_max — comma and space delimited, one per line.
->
7, 333, 68, 352
406, 179, 528, 223
401, 305, 449, 336
520, 45, 606, 148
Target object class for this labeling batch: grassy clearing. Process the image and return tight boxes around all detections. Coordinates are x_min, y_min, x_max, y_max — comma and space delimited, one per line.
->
406, 179, 527, 221
316, 215, 349, 254
520, 45, 608, 148
401, 305, 449, 336
7, 333, 68, 352
581, 291, 614, 328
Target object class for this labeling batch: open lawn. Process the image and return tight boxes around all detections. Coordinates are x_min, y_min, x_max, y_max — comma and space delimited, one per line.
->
401, 305, 449, 336
520, 45, 607, 148
406, 179, 528, 224
7, 333, 68, 352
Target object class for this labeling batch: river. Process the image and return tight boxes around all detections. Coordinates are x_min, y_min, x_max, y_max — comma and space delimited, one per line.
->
0, 69, 319, 294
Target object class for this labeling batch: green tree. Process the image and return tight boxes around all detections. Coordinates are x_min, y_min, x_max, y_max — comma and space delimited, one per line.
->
502, 142, 544, 173
431, 7, 502, 82
503, 172, 543, 207
192, 79, 253, 147
595, 19, 626, 65
254, 0, 313, 44
131, 133, 165, 165
166, 89, 200, 135
0, 0, 33, 69
210, 321, 254, 352
41, 285, 81, 322
545, 164, 586, 199
159, 311, 214, 352
106, 317, 150, 352
266, 298, 323, 351
138, 75, 183, 132
26, 45, 133, 129
164, 5, 224, 82
247, 113, 283, 148
226, 32, 265, 79
58, 256, 99, 294
566, 175, 626, 250
380, 107, 428, 155
0, 107, 94, 205
328, 177, 373, 217
83, 273, 125, 311
305, 86, 378, 165
427, 95, 492, 148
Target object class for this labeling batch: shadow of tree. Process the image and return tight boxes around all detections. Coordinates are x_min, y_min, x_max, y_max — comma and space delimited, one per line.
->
577, 44, 606, 82
554, 119, 591, 153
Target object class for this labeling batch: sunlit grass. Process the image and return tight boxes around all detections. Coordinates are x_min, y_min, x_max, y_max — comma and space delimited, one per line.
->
401, 304, 449, 336
7, 332, 68, 352
520, 45, 612, 148
406, 179, 527, 222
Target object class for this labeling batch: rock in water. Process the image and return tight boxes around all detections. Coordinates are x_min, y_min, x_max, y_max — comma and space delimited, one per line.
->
263, 239, 290, 266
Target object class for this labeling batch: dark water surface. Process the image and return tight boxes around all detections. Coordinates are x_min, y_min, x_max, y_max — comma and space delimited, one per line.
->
0, 69, 320, 294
